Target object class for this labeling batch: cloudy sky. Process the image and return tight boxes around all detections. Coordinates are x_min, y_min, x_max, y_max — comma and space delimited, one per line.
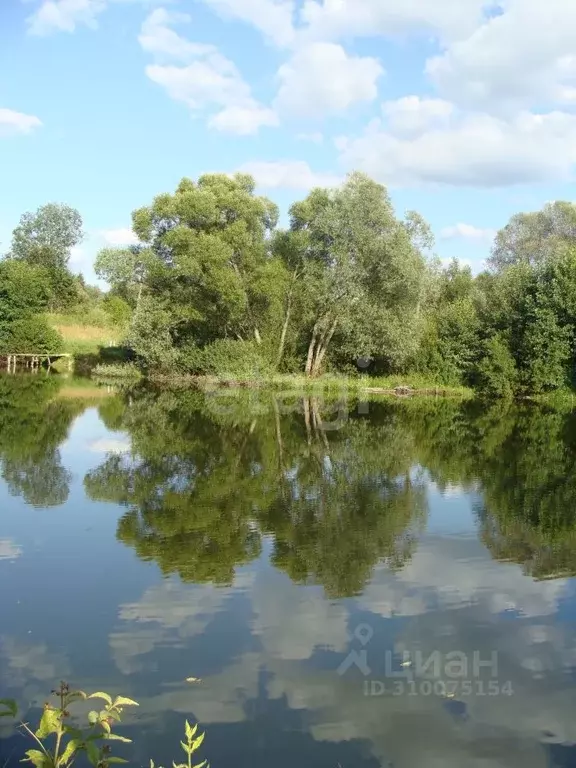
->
1, 0, 576, 281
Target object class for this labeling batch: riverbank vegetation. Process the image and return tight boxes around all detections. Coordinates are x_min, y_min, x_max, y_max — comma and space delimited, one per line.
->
0, 204, 126, 360
0, 684, 208, 768
3, 176, 576, 397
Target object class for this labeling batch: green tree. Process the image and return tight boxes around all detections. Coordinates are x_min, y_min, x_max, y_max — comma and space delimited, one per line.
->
123, 173, 281, 367
489, 201, 576, 271
519, 303, 571, 392
0, 316, 63, 354
95, 245, 151, 309
415, 259, 481, 384
475, 334, 518, 398
279, 173, 429, 376
10, 203, 84, 269
0, 259, 51, 323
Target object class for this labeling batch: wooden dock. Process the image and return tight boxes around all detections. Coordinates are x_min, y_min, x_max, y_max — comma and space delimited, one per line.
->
1, 353, 73, 372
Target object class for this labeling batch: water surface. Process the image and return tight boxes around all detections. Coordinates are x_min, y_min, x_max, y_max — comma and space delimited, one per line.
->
1, 376, 576, 767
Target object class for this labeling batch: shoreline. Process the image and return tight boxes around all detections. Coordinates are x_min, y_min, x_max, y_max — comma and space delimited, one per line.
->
140, 373, 473, 398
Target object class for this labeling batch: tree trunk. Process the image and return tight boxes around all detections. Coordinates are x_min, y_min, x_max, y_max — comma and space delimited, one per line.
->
276, 291, 294, 369
305, 321, 319, 376
276, 270, 299, 370
311, 318, 338, 377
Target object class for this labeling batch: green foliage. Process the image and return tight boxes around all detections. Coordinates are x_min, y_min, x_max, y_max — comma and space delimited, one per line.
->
126, 298, 177, 370
95, 247, 151, 309
413, 259, 481, 385
13, 682, 138, 768
126, 173, 280, 355
519, 304, 571, 392
185, 339, 274, 378
92, 363, 142, 380
476, 335, 518, 399
0, 316, 64, 354
7, 187, 576, 397
44, 266, 80, 312
490, 201, 576, 271
278, 172, 429, 376
0, 259, 51, 323
151, 719, 209, 768
103, 296, 132, 326
11, 203, 84, 269
2, 683, 207, 768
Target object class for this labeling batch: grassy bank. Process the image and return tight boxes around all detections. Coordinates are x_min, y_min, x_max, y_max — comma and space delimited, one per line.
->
146, 371, 473, 397
47, 312, 122, 355
46, 313, 134, 375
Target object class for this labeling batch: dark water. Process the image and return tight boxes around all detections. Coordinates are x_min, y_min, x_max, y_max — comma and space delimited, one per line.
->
1, 375, 576, 768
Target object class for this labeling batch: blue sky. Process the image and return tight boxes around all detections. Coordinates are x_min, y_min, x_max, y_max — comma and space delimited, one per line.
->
1, 0, 575, 283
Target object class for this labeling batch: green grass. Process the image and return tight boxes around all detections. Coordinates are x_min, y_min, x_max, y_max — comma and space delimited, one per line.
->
92, 362, 142, 380
154, 371, 473, 397
46, 312, 123, 355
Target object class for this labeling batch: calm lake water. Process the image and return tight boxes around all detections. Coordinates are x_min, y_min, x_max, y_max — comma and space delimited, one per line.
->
1, 375, 576, 768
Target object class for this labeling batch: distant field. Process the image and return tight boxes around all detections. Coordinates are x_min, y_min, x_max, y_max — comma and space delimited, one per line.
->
47, 313, 121, 355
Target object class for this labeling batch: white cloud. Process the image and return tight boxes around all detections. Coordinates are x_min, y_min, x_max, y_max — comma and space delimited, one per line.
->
427, 0, 576, 112
296, 131, 324, 144
101, 228, 139, 246
200, 0, 296, 48
209, 104, 279, 134
440, 223, 496, 241
382, 96, 454, 138
275, 43, 383, 118
360, 537, 569, 620
0, 108, 42, 137
298, 0, 488, 46
27, 0, 106, 35
0, 539, 22, 561
251, 570, 349, 660
237, 160, 341, 190
337, 109, 576, 187
141, 9, 277, 135
138, 8, 217, 62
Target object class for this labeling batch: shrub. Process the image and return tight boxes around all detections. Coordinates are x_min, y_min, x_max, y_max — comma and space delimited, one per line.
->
92, 363, 142, 380
475, 335, 517, 399
185, 339, 274, 378
103, 295, 132, 327
0, 683, 208, 768
0, 260, 51, 323
126, 299, 177, 370
0, 316, 64, 354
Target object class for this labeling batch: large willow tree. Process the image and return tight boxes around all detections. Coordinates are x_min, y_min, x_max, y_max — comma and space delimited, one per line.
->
275, 172, 432, 376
